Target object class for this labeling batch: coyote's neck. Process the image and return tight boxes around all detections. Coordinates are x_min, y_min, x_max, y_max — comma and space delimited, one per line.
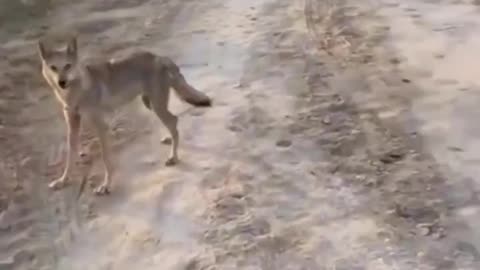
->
42, 67, 68, 107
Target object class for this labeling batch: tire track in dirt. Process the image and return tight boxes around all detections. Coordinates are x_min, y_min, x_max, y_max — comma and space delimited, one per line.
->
372, 0, 480, 268
305, 0, 480, 269
146, 0, 451, 268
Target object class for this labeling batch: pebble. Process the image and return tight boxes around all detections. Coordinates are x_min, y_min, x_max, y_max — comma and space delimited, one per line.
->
447, 146, 463, 152
276, 139, 292, 148
417, 224, 431, 236
322, 116, 331, 125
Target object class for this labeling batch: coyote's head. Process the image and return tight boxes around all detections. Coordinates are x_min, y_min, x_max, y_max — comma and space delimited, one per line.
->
38, 37, 78, 90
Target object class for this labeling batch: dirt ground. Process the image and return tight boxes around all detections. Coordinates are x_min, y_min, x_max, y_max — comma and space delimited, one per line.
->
1, 0, 480, 269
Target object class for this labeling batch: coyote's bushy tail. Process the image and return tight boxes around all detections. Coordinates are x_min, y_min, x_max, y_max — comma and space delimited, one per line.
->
164, 58, 211, 107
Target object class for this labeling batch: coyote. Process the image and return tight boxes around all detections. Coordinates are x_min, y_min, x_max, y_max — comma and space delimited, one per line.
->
38, 37, 211, 195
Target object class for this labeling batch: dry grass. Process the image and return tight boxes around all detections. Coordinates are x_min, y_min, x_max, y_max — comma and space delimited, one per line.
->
304, 0, 382, 66
305, 0, 353, 54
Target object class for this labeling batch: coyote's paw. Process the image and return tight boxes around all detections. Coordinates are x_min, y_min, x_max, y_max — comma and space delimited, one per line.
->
79, 150, 88, 158
165, 156, 178, 166
161, 136, 172, 145
94, 184, 111, 196
49, 178, 67, 190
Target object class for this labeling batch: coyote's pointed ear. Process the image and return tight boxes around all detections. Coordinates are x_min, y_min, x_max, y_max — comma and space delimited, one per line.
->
66, 36, 78, 60
38, 40, 48, 60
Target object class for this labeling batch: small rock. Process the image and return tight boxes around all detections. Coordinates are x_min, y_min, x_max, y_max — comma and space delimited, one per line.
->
362, 54, 373, 63
447, 146, 463, 152
234, 82, 248, 89
385, 209, 397, 216
390, 57, 401, 64
392, 204, 410, 218
276, 139, 292, 148
433, 228, 446, 239
402, 78, 411, 83
355, 175, 366, 181
380, 150, 405, 164
144, 17, 155, 27
334, 95, 345, 105
351, 129, 361, 135
366, 178, 381, 187
227, 125, 242, 133
417, 224, 432, 236
322, 116, 331, 125
231, 191, 245, 199
250, 17, 257, 21
13, 183, 23, 191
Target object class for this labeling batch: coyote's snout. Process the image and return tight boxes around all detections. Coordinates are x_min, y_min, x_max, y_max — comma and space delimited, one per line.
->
38, 36, 211, 195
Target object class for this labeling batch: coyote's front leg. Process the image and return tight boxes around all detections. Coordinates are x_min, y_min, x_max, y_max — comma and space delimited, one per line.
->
87, 113, 114, 195
49, 109, 81, 190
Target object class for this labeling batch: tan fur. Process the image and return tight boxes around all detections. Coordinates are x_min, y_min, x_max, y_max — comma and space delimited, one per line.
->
38, 37, 211, 195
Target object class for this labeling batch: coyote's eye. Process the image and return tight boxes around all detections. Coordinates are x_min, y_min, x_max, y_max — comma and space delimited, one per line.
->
50, 65, 58, 71
64, 64, 72, 71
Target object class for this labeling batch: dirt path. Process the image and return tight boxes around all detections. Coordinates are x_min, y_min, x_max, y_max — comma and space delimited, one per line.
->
376, 0, 480, 205
2, 0, 480, 269
312, 0, 480, 269
56, 0, 328, 268
372, 0, 480, 267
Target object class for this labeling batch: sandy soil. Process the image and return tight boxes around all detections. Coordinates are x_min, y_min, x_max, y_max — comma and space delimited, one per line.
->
1, 0, 480, 269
